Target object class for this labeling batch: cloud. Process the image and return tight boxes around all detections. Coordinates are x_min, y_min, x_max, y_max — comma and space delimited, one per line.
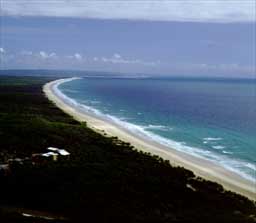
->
0, 48, 5, 53
1, 49, 254, 77
113, 53, 121, 59
1, 0, 255, 23
39, 51, 57, 59
74, 53, 82, 60
67, 53, 84, 61
99, 54, 157, 66
39, 51, 48, 59
17, 50, 83, 62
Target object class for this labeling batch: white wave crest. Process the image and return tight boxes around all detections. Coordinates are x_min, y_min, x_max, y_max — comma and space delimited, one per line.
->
222, 150, 233, 154
203, 137, 223, 141
212, 145, 225, 150
144, 124, 173, 131
245, 163, 256, 171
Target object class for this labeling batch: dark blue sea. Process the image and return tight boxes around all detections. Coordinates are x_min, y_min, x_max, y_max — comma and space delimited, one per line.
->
58, 77, 256, 181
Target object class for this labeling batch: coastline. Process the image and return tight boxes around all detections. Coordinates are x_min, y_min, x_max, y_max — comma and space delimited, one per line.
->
43, 78, 256, 200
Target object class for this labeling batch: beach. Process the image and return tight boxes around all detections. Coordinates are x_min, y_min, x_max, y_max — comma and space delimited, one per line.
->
43, 78, 256, 200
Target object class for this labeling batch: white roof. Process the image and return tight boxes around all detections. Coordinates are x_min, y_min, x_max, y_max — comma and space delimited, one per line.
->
47, 147, 70, 156
47, 147, 59, 151
58, 149, 70, 156
42, 152, 58, 157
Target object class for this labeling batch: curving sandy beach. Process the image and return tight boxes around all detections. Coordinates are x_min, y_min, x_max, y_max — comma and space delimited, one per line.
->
43, 78, 256, 200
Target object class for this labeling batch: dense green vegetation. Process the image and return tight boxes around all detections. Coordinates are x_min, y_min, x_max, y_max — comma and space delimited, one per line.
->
0, 76, 255, 223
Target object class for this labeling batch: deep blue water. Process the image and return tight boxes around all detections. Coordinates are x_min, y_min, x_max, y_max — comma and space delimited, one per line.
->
58, 77, 256, 181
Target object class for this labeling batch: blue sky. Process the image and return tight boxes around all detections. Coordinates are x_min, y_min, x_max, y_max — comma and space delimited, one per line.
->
0, 1, 255, 77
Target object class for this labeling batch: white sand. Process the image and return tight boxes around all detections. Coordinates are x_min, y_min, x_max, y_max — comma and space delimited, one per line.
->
43, 78, 256, 200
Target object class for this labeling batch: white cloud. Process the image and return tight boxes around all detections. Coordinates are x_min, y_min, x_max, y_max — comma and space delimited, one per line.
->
39, 51, 48, 59
0, 48, 5, 53
49, 52, 57, 57
67, 53, 83, 61
74, 53, 82, 60
1, 1, 255, 23
39, 51, 57, 59
113, 53, 121, 59
1, 49, 254, 77
99, 54, 157, 66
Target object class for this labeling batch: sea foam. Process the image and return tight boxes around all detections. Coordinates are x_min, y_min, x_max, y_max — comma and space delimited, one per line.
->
212, 145, 225, 150
203, 137, 223, 141
144, 124, 173, 131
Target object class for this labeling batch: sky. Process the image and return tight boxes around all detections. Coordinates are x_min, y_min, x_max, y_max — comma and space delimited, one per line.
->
0, 0, 255, 77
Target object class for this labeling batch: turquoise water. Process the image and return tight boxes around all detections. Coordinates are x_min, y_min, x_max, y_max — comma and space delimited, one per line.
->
58, 77, 256, 181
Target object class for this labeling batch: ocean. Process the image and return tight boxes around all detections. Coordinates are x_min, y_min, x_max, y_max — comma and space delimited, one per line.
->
57, 77, 256, 182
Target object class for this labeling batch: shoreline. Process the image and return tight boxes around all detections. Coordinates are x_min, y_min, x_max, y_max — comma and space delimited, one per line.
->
43, 78, 256, 200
